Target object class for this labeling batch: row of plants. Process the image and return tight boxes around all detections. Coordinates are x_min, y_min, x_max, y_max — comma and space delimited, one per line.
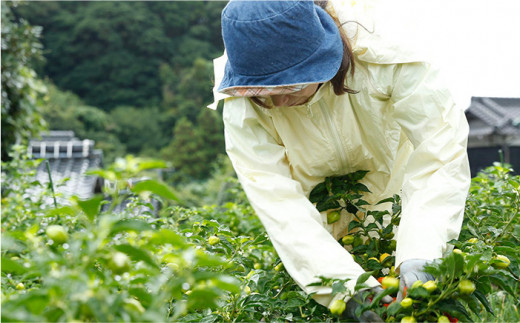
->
2, 149, 519, 322
1, 150, 320, 322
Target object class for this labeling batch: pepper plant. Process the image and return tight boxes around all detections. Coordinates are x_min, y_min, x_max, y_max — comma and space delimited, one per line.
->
309, 168, 519, 322
2, 148, 518, 322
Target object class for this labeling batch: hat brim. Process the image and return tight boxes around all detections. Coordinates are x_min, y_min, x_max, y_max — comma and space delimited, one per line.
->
218, 6, 343, 93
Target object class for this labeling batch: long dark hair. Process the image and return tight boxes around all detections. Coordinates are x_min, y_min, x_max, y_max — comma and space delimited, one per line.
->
251, 1, 356, 108
328, 9, 358, 95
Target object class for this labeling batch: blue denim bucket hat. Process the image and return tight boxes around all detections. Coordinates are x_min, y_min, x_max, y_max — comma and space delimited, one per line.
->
218, 0, 343, 93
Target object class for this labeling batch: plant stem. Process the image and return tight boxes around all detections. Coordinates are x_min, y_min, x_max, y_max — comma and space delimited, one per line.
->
45, 160, 58, 210
416, 286, 456, 317
490, 197, 519, 245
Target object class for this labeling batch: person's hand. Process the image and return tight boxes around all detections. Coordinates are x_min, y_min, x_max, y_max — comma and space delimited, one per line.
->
343, 286, 393, 322
396, 259, 434, 302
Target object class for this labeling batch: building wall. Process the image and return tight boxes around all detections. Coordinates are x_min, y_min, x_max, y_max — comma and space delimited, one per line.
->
467, 146, 520, 177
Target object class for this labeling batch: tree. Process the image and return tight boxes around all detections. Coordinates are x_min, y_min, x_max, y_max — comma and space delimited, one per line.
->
161, 58, 216, 123
12, 1, 229, 179
14, 1, 226, 110
40, 82, 125, 162
109, 105, 166, 156
195, 107, 225, 165
161, 117, 207, 182
1, 2, 47, 161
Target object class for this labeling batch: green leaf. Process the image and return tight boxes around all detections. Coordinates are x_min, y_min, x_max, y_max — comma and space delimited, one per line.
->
350, 170, 369, 181
45, 205, 77, 217
22, 292, 50, 315
488, 274, 516, 296
376, 197, 395, 205
475, 277, 492, 295
243, 294, 272, 308
316, 198, 340, 212
463, 293, 481, 316
131, 179, 180, 202
356, 199, 370, 206
494, 245, 518, 255
194, 253, 226, 268
508, 179, 520, 189
437, 300, 471, 321
1, 288, 49, 316
444, 252, 461, 279
74, 194, 104, 220
149, 229, 187, 247
355, 271, 373, 291
473, 289, 494, 315
1, 302, 41, 322
365, 223, 379, 231
309, 182, 327, 203
1, 235, 26, 253
370, 286, 395, 307
408, 286, 429, 299
129, 287, 153, 306
346, 202, 358, 214
187, 287, 221, 309
331, 281, 347, 295
1, 256, 28, 274
354, 183, 371, 193
136, 160, 169, 172
386, 301, 401, 316
109, 219, 153, 236
211, 275, 241, 293
355, 302, 371, 318
286, 295, 306, 308
86, 169, 118, 181
113, 244, 160, 270
348, 220, 362, 232
453, 252, 465, 276
307, 281, 325, 287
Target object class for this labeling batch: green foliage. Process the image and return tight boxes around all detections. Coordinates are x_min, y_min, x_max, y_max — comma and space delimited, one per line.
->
1, 1, 47, 161
1, 154, 239, 322
161, 111, 225, 183
12, 2, 227, 180
160, 199, 332, 322
172, 155, 242, 208
309, 168, 519, 322
462, 163, 520, 263
14, 1, 225, 110
2, 151, 519, 322
460, 164, 520, 321
310, 171, 400, 278
40, 82, 125, 162
161, 117, 205, 181
1, 146, 49, 229
161, 58, 216, 123
109, 105, 167, 155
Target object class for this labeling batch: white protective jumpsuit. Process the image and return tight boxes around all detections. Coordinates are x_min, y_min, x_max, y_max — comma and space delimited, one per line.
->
208, 0, 471, 308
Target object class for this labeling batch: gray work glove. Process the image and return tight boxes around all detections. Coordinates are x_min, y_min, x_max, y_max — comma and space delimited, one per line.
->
344, 286, 393, 322
396, 259, 434, 302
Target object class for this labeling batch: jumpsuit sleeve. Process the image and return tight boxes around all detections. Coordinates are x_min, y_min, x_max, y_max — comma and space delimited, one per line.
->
222, 98, 380, 307
389, 62, 471, 268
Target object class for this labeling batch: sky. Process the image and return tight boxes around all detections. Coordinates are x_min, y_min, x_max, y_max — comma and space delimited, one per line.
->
370, 0, 520, 108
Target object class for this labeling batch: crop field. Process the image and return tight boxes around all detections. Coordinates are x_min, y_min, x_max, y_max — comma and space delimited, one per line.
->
1, 153, 519, 322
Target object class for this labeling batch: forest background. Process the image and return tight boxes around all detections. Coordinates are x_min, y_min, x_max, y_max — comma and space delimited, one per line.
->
2, 1, 227, 185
